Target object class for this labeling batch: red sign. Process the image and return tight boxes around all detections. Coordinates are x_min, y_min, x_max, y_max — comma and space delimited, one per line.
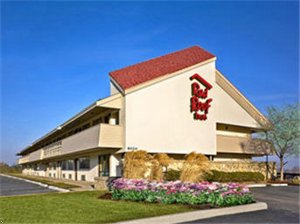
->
190, 74, 213, 120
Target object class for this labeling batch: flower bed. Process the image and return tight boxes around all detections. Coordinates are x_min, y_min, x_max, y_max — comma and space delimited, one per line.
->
111, 178, 255, 207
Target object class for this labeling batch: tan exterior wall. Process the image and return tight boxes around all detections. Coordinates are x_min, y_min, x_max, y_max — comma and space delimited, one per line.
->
110, 82, 121, 95
61, 125, 101, 155
76, 156, 98, 182
216, 135, 251, 154
125, 61, 217, 155
124, 61, 264, 155
28, 149, 42, 162
61, 170, 75, 180
215, 82, 261, 128
21, 150, 122, 182
99, 124, 123, 148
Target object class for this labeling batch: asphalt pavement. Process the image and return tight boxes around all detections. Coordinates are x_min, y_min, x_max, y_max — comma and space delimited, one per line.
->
0, 175, 56, 196
184, 186, 300, 224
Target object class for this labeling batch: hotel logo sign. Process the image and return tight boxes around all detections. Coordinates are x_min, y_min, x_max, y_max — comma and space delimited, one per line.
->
190, 74, 213, 121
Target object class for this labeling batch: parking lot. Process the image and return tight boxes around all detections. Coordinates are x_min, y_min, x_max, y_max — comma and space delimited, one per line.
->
186, 186, 300, 223
0, 175, 56, 196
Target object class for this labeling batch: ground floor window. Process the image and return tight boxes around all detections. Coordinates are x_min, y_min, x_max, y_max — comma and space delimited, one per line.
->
99, 155, 109, 177
79, 158, 90, 170
62, 160, 74, 170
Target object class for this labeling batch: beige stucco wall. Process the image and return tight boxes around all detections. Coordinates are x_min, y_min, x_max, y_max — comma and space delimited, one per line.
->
28, 149, 42, 162
76, 156, 98, 182
215, 83, 261, 128
123, 62, 264, 155
125, 61, 217, 155
61, 170, 75, 180
61, 125, 101, 155
110, 82, 121, 95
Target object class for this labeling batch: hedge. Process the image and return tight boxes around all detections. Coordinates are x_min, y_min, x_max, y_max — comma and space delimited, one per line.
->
205, 170, 265, 182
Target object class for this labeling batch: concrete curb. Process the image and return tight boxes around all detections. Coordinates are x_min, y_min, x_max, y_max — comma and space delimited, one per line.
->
247, 184, 267, 188
116, 202, 268, 224
0, 174, 70, 193
268, 183, 288, 187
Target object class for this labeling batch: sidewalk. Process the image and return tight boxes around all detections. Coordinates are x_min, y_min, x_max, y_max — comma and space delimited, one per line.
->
116, 202, 268, 224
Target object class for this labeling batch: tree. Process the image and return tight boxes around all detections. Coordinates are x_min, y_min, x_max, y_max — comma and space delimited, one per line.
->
262, 103, 300, 181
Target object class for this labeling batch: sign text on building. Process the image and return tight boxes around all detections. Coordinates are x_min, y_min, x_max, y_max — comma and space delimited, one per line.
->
190, 73, 213, 120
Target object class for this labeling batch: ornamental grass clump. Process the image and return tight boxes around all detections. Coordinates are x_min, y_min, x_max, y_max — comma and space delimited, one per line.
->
111, 178, 255, 207
124, 151, 173, 180
151, 153, 173, 181
180, 152, 209, 182
123, 150, 152, 179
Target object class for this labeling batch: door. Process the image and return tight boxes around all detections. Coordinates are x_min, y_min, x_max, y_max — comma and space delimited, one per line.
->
99, 155, 110, 177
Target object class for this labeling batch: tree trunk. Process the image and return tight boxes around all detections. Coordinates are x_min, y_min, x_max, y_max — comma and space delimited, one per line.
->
280, 157, 284, 181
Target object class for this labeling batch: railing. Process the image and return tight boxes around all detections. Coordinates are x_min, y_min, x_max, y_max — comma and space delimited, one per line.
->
19, 124, 123, 164
18, 156, 29, 164
42, 141, 62, 158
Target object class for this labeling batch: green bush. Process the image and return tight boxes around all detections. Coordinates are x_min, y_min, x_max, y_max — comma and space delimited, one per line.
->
205, 170, 265, 182
164, 169, 181, 181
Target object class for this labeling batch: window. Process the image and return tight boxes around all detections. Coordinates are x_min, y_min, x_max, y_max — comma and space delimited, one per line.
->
99, 155, 110, 177
81, 175, 86, 181
51, 163, 56, 170
62, 160, 74, 170
104, 115, 109, 124
53, 173, 56, 178
33, 164, 38, 171
79, 158, 90, 170
49, 173, 51, 177
62, 174, 66, 178
62, 161, 67, 170
69, 174, 72, 179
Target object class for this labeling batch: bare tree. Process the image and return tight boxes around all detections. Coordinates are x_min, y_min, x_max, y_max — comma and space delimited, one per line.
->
260, 103, 299, 181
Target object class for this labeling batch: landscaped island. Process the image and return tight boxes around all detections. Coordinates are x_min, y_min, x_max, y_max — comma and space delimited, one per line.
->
111, 178, 255, 207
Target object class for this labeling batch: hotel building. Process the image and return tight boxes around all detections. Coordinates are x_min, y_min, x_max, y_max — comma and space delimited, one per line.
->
17, 46, 271, 182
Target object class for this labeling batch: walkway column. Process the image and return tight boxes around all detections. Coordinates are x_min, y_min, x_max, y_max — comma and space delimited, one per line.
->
109, 154, 122, 177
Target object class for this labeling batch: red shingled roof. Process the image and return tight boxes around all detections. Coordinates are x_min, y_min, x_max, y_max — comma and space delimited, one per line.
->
109, 46, 215, 91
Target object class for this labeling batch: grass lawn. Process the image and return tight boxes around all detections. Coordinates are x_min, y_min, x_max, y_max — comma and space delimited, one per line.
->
7, 173, 79, 189
0, 191, 194, 223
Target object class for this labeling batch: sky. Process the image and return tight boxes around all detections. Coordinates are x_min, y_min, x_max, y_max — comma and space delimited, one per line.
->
1, 1, 299, 167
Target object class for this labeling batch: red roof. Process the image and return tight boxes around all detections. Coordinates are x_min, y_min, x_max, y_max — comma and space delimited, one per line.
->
109, 46, 215, 91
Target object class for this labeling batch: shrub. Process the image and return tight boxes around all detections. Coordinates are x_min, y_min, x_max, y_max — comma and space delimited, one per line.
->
291, 176, 300, 185
164, 169, 181, 181
205, 170, 265, 182
180, 152, 209, 182
111, 178, 255, 207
